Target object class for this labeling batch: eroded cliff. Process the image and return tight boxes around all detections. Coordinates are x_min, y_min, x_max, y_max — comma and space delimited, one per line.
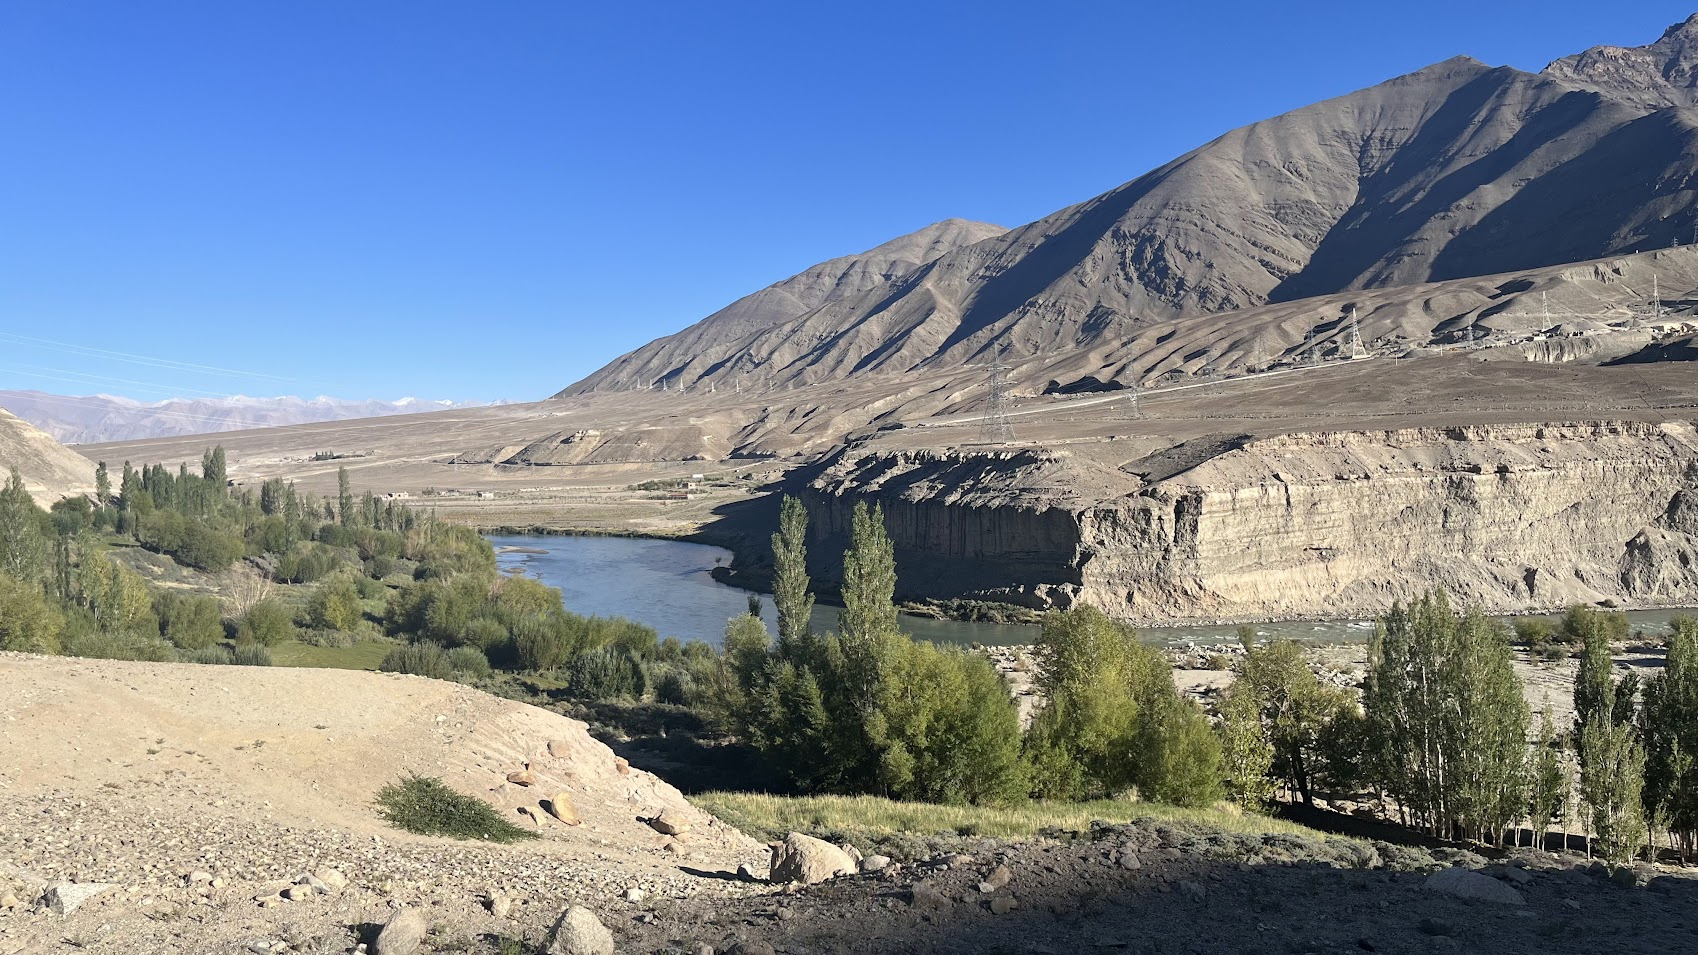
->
802, 421, 1698, 621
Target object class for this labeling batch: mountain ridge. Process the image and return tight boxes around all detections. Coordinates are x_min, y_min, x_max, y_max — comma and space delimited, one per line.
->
561, 16, 1698, 396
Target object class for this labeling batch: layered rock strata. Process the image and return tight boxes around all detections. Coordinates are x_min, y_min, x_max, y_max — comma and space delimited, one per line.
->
801, 421, 1698, 621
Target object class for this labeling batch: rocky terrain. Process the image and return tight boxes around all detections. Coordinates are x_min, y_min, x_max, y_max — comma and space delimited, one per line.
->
0, 392, 500, 445
3, 652, 1695, 955
0, 406, 94, 507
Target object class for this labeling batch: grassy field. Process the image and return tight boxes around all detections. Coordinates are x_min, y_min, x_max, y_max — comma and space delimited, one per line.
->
270, 638, 394, 670
693, 791, 1328, 846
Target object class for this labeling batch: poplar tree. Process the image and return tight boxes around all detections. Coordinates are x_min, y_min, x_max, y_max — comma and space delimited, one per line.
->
337, 467, 354, 527
1529, 705, 1567, 850
1363, 592, 1530, 841
94, 461, 110, 510
1641, 617, 1698, 860
1579, 715, 1647, 863
770, 495, 813, 652
0, 467, 47, 582
1217, 680, 1276, 807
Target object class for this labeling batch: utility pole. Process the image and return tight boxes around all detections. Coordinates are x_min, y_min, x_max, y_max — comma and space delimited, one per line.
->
978, 348, 1014, 444
1347, 307, 1367, 360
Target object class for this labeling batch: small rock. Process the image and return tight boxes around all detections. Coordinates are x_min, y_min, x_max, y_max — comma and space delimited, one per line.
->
736, 864, 760, 882
860, 855, 892, 873
647, 809, 689, 836
1423, 867, 1525, 905
315, 869, 348, 890
1562, 898, 1581, 911
1417, 917, 1455, 937
545, 793, 582, 826
40, 882, 113, 915
506, 770, 537, 787
989, 895, 1018, 915
375, 907, 428, 955
1500, 867, 1533, 886
978, 864, 1012, 892
547, 739, 572, 758
768, 832, 857, 885
693, 946, 715, 955
624, 887, 647, 903
282, 885, 316, 902
1610, 866, 1642, 888
940, 853, 974, 867
186, 871, 213, 885
614, 757, 630, 775
299, 873, 331, 894
548, 905, 615, 955
487, 894, 513, 919
1118, 851, 1142, 870
909, 882, 952, 910
728, 943, 775, 955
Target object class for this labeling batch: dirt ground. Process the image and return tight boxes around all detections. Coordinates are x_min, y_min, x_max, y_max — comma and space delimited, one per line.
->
2, 652, 1695, 955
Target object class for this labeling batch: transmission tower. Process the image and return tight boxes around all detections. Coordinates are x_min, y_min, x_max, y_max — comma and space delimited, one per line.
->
1124, 379, 1142, 420
1346, 308, 1367, 360
978, 349, 1014, 444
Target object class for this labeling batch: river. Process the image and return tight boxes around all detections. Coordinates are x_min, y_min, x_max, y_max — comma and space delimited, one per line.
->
487, 534, 1694, 648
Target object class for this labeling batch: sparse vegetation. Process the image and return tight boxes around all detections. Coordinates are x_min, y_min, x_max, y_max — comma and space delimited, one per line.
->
375, 774, 536, 843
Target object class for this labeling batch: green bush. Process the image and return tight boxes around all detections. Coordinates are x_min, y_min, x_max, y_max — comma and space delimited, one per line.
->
381, 641, 453, 679
184, 645, 236, 665
374, 773, 535, 843
652, 666, 694, 706
231, 643, 273, 666
447, 645, 491, 679
60, 630, 177, 662
308, 574, 364, 631
155, 592, 225, 650
568, 645, 647, 700
237, 599, 297, 646
0, 573, 64, 654
297, 628, 356, 648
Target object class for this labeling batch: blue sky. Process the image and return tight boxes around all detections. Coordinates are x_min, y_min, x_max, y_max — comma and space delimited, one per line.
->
2, 1, 1694, 403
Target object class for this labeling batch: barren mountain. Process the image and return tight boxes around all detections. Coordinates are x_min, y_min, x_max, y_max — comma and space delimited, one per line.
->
567, 218, 1006, 394
0, 391, 501, 444
563, 16, 1698, 395
1546, 12, 1698, 110
0, 407, 93, 507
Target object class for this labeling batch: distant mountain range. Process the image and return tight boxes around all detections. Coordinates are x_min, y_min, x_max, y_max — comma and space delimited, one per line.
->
0, 392, 506, 444
561, 14, 1698, 396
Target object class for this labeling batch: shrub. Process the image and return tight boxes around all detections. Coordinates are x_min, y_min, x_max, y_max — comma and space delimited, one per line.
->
237, 599, 297, 646
60, 631, 176, 662
381, 641, 453, 679
652, 665, 694, 706
155, 592, 225, 650
297, 628, 356, 648
231, 643, 273, 666
184, 645, 236, 665
568, 645, 647, 700
446, 645, 491, 679
374, 773, 536, 843
308, 574, 364, 631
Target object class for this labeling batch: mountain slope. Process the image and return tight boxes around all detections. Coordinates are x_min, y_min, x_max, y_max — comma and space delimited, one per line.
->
562, 16, 1698, 394
1545, 13, 1698, 110
0, 392, 501, 444
560, 218, 1005, 393
0, 407, 94, 506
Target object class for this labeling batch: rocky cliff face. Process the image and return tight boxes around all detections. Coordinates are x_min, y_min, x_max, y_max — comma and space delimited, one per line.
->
803, 422, 1698, 621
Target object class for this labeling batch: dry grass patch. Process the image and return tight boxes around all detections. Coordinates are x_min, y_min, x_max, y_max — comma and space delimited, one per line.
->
693, 791, 1327, 847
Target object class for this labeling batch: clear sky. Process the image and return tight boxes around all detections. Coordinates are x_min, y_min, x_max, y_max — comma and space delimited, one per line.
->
2, 1, 1694, 403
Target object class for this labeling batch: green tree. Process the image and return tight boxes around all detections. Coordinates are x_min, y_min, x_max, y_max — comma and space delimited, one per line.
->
0, 467, 47, 583
0, 573, 64, 654
771, 495, 814, 652
1579, 715, 1647, 864
1641, 617, 1698, 861
1529, 705, 1567, 851
156, 592, 225, 651
1239, 638, 1350, 806
1573, 606, 1616, 736
1363, 593, 1530, 842
201, 445, 227, 487
1217, 680, 1276, 807
94, 462, 110, 511
337, 466, 353, 527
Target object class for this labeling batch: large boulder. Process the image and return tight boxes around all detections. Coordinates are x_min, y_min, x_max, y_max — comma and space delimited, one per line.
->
768, 832, 857, 885
1423, 866, 1526, 905
375, 907, 429, 955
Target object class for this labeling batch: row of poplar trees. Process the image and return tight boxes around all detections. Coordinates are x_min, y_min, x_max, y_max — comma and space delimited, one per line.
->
1360, 593, 1698, 863
718, 497, 1227, 806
